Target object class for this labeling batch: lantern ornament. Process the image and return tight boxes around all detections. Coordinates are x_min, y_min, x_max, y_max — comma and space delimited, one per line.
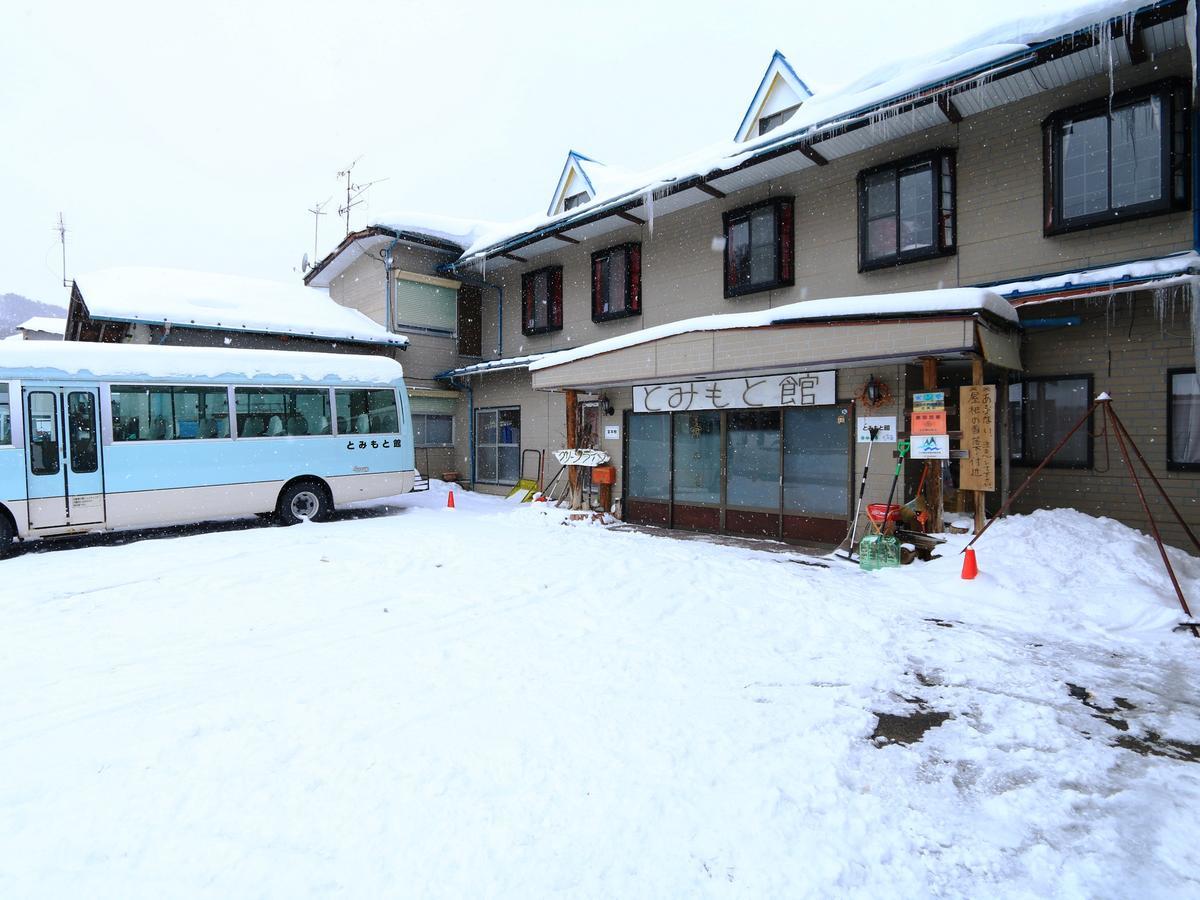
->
856, 375, 892, 410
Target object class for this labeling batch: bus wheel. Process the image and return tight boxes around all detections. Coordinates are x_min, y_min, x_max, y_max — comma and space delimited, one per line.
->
0, 514, 14, 558
276, 482, 328, 526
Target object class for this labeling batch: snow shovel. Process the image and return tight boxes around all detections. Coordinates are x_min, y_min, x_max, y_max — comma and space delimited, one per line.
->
859, 439, 909, 571
839, 425, 881, 562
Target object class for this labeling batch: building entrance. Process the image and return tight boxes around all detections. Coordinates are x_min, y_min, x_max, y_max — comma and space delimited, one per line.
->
624, 405, 852, 542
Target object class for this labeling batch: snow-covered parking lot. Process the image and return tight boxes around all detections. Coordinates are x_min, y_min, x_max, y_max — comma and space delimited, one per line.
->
2, 484, 1199, 898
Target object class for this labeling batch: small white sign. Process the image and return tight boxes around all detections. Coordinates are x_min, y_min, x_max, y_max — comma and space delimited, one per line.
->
603, 424, 620, 440
910, 434, 950, 460
857, 416, 898, 443
633, 371, 835, 413
553, 448, 611, 467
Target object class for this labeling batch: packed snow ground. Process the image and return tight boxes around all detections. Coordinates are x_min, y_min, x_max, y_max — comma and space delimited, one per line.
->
1, 484, 1198, 898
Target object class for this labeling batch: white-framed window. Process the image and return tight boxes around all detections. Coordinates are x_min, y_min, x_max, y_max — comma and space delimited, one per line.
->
475, 407, 520, 484
1169, 368, 1200, 471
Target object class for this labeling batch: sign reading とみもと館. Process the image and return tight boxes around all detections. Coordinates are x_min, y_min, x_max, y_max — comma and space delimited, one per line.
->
633, 371, 835, 413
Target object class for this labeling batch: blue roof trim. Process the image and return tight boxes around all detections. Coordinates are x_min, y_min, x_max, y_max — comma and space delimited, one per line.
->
973, 250, 1199, 299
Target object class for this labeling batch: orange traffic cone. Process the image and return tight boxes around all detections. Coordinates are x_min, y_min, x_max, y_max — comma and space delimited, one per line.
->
446, 490, 455, 509
961, 547, 978, 580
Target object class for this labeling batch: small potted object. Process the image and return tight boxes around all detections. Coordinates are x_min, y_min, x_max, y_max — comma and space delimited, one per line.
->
441, 471, 460, 483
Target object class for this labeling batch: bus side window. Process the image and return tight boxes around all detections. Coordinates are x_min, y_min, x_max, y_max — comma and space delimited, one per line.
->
27, 392, 60, 476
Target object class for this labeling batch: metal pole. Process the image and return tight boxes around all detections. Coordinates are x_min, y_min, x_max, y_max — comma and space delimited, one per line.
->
965, 397, 1102, 551
1105, 402, 1197, 635
841, 425, 879, 560
1107, 406, 1200, 553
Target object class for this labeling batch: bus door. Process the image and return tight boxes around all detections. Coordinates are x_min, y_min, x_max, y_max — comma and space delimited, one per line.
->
24, 387, 105, 529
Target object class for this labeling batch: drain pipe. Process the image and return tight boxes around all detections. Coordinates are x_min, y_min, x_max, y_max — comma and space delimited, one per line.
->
450, 374, 475, 486
443, 258, 504, 358
383, 235, 404, 335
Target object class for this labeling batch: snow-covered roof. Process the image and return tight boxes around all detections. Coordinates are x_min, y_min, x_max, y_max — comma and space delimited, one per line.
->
75, 267, 407, 347
367, 212, 505, 251
0, 341, 405, 386
440, 353, 552, 380
529, 288, 1015, 373
16, 316, 66, 335
982, 251, 1200, 304
456, 0, 1183, 266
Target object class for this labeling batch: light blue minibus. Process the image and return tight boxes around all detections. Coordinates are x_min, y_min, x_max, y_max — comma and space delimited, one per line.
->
0, 342, 415, 552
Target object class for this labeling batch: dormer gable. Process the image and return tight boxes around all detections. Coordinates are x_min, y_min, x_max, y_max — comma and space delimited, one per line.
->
548, 151, 600, 216
734, 50, 813, 143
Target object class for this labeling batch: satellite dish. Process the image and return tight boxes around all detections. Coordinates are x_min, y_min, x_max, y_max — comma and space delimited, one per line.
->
301, 252, 310, 272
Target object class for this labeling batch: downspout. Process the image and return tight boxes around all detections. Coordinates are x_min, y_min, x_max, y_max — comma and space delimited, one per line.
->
383, 235, 403, 335
443, 258, 504, 358
450, 374, 475, 486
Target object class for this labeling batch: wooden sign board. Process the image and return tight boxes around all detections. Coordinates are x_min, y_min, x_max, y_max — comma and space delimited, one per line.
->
911, 410, 947, 435
959, 385, 996, 491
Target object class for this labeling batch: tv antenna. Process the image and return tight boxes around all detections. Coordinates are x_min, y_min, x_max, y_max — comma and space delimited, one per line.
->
55, 212, 69, 287
307, 196, 331, 260
336, 157, 388, 235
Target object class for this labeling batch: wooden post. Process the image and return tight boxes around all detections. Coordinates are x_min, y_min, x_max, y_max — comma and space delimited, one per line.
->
565, 389, 582, 510
998, 370, 1011, 514
971, 357, 985, 535
921, 357, 943, 533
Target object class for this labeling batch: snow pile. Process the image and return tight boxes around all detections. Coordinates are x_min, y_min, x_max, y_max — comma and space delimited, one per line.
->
0, 340, 405, 385
990, 251, 1200, 302
530, 287, 1014, 372
0, 496, 1197, 897
75, 267, 407, 346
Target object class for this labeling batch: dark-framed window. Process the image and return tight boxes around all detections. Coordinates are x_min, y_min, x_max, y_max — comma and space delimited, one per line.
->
1008, 375, 1093, 469
1168, 368, 1200, 471
562, 192, 589, 211
1043, 80, 1189, 235
723, 196, 794, 298
857, 150, 955, 271
591, 243, 641, 322
521, 266, 563, 336
759, 105, 799, 136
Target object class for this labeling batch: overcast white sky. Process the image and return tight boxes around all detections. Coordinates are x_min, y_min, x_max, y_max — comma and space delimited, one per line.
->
2, 0, 1085, 305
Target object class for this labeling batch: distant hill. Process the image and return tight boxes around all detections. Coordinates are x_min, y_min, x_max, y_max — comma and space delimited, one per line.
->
0, 293, 67, 339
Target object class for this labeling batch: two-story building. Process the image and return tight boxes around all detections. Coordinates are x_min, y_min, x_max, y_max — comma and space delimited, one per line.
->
307, 0, 1200, 549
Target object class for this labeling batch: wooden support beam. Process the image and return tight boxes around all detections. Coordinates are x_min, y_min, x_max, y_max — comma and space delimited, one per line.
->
1124, 20, 1148, 65
694, 182, 726, 200
971, 357, 985, 536
998, 370, 1011, 514
797, 144, 828, 166
553, 233, 581, 245
616, 210, 646, 225
565, 390, 583, 511
501, 252, 527, 263
936, 94, 963, 124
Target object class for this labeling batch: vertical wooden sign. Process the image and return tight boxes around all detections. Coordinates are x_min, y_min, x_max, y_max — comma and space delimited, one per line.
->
959, 384, 996, 492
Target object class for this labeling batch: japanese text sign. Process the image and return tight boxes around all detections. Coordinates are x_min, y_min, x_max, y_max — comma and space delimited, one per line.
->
633, 371, 834, 413
911, 410, 947, 435
959, 384, 996, 491
857, 416, 898, 443
910, 434, 950, 459
913, 391, 945, 411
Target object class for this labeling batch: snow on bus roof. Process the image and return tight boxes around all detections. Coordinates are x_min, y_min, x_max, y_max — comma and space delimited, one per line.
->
74, 268, 408, 348
0, 341, 405, 386
528, 288, 1015, 372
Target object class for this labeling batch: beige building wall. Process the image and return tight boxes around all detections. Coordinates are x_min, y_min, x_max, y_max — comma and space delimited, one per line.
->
1012, 291, 1198, 549
483, 50, 1192, 363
